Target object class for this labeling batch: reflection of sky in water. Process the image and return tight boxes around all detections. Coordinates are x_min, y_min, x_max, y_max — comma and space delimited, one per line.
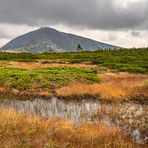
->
0, 97, 99, 122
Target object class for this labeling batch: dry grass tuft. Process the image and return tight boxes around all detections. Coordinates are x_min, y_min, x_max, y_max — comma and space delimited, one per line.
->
56, 72, 148, 101
0, 87, 52, 97
0, 108, 139, 148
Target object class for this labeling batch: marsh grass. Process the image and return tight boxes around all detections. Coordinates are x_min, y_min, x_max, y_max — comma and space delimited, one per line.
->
92, 103, 148, 144
0, 61, 10, 67
56, 73, 148, 102
0, 108, 140, 148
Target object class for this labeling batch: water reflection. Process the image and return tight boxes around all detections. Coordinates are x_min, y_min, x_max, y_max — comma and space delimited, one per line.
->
0, 97, 99, 122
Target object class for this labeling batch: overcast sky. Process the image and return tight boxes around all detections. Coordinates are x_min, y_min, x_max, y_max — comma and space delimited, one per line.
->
0, 0, 148, 48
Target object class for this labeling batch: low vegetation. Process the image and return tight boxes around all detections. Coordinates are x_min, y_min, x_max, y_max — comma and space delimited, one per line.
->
0, 67, 99, 90
56, 73, 148, 102
0, 57, 147, 102
0, 108, 141, 148
0, 48, 148, 73
0, 52, 37, 62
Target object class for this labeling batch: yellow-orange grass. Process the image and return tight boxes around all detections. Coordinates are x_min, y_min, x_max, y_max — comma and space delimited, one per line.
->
0, 108, 136, 148
0, 87, 7, 93
6, 61, 97, 69
0, 87, 51, 97
56, 72, 148, 101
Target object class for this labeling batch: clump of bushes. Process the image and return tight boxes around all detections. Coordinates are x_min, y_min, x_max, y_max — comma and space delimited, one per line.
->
0, 67, 100, 90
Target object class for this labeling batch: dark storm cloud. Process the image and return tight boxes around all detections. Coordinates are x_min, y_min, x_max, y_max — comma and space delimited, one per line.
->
0, 0, 148, 30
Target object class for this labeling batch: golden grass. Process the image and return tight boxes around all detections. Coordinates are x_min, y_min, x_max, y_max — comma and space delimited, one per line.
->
56, 72, 148, 101
0, 87, 7, 93
6, 61, 97, 69
0, 108, 139, 148
0, 61, 10, 67
0, 87, 51, 97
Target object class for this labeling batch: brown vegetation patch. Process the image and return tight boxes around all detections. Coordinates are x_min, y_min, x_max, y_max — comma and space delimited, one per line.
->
0, 87, 52, 98
6, 61, 98, 69
56, 72, 148, 102
0, 108, 141, 147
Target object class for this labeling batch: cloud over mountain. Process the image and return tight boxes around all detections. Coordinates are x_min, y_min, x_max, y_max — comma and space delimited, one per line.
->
0, 0, 148, 30
0, 0, 148, 48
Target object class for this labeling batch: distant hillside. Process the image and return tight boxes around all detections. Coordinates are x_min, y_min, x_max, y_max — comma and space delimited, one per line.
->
0, 27, 120, 53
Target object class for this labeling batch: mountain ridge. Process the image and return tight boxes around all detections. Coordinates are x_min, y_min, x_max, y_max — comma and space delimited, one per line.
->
0, 27, 120, 53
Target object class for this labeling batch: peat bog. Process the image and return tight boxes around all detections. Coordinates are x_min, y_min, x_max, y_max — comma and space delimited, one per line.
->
0, 49, 148, 147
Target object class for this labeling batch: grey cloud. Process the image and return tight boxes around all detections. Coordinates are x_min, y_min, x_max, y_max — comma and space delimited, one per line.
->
131, 31, 141, 37
0, 0, 148, 30
0, 31, 10, 39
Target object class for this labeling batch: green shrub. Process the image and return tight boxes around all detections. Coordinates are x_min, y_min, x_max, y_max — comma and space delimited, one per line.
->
0, 67, 100, 90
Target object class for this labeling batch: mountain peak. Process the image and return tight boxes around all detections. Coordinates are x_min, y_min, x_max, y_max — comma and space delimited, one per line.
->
38, 27, 59, 32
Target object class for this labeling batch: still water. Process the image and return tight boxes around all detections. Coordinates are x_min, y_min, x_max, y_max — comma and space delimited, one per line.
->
0, 97, 99, 122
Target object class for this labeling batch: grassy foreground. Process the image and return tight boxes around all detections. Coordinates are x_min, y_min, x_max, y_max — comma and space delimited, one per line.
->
0, 108, 141, 148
